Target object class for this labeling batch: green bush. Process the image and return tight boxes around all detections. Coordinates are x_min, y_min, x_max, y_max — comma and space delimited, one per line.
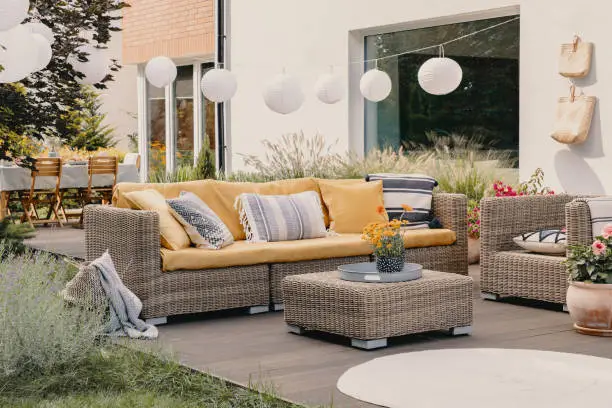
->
0, 219, 35, 256
0, 249, 104, 377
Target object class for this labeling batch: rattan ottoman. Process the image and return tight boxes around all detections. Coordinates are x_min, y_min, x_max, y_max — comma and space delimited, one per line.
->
282, 270, 473, 349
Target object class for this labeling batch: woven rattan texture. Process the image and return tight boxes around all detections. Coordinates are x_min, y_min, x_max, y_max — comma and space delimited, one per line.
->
85, 205, 269, 318
283, 270, 473, 340
480, 195, 582, 304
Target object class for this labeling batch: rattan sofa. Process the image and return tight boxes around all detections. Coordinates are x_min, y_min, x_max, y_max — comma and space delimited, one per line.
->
84, 192, 467, 323
480, 194, 593, 307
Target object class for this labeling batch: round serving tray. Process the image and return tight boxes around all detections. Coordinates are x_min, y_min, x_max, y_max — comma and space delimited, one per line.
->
338, 262, 423, 283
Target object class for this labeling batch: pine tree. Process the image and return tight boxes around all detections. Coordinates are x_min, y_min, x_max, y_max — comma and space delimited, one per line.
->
65, 86, 117, 151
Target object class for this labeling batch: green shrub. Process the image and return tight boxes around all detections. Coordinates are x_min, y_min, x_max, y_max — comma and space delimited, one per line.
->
195, 142, 216, 180
0, 249, 105, 377
148, 165, 200, 184
0, 219, 35, 256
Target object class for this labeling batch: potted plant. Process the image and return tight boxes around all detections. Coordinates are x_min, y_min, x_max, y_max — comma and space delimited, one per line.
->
362, 216, 406, 273
565, 225, 612, 336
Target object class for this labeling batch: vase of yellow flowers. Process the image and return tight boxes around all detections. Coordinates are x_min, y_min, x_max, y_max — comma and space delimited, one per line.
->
362, 219, 406, 273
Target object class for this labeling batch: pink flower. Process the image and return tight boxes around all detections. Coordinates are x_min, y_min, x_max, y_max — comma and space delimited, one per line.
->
602, 224, 612, 239
592, 240, 607, 256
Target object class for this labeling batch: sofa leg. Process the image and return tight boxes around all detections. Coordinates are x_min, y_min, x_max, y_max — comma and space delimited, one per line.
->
481, 292, 500, 301
287, 324, 306, 335
351, 338, 388, 350
563, 304, 569, 313
248, 305, 270, 315
273, 303, 285, 312
449, 325, 473, 336
146, 316, 168, 326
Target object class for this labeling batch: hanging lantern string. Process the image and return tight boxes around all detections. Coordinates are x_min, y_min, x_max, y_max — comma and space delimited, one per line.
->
358, 16, 519, 66
200, 16, 519, 72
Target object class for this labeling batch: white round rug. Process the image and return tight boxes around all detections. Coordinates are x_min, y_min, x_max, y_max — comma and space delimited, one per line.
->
337, 348, 612, 408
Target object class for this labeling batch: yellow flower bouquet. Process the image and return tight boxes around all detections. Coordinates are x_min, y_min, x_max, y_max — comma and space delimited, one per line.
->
361, 211, 408, 273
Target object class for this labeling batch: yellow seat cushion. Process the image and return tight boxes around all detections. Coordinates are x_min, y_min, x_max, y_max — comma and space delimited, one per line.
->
318, 179, 388, 233
122, 189, 191, 251
161, 229, 457, 271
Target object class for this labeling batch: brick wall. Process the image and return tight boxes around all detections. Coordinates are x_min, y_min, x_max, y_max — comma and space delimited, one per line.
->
122, 0, 215, 64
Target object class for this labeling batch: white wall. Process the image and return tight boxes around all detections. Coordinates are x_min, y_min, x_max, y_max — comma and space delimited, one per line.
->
99, 29, 138, 152
229, 0, 612, 194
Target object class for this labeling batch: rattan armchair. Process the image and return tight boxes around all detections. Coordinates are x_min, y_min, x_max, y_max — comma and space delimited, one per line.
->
480, 194, 592, 307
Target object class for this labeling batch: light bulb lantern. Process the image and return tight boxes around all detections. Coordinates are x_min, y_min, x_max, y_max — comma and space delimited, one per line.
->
26, 22, 55, 45
201, 67, 237, 102
0, 0, 29, 31
360, 68, 392, 102
145, 56, 177, 88
315, 70, 344, 104
0, 24, 39, 83
68, 45, 110, 85
417, 45, 463, 95
31, 33, 52, 72
262, 72, 304, 115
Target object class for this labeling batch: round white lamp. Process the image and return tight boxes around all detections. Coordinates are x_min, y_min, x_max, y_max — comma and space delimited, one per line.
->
31, 33, 52, 72
26, 22, 55, 44
0, 0, 29, 31
200, 68, 237, 102
145, 56, 177, 88
417, 57, 463, 95
360, 69, 392, 102
314, 72, 344, 104
262, 73, 304, 114
0, 25, 39, 83
68, 45, 109, 85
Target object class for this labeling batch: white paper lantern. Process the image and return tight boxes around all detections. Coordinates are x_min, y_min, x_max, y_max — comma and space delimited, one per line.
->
0, 0, 29, 31
200, 68, 237, 102
26, 22, 55, 44
0, 25, 38, 83
360, 69, 392, 102
417, 57, 463, 95
31, 33, 52, 72
145, 56, 177, 88
262, 74, 304, 114
68, 45, 109, 85
314, 72, 344, 104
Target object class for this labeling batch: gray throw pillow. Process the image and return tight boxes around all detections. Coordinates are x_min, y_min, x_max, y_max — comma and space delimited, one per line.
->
167, 192, 234, 250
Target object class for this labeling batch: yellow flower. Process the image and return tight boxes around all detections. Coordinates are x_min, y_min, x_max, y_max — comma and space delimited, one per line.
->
386, 244, 393, 249
401, 204, 413, 212
376, 242, 383, 248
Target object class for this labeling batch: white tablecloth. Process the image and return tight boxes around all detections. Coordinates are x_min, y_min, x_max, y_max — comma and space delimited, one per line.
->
0, 164, 140, 192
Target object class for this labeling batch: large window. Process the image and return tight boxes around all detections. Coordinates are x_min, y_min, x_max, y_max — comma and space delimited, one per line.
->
364, 15, 520, 158
147, 81, 166, 176
175, 65, 195, 168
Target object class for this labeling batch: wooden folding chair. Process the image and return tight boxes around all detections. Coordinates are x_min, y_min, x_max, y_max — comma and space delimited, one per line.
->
78, 156, 118, 225
19, 157, 65, 228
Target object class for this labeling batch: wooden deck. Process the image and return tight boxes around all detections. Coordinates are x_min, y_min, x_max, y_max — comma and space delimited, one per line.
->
25, 229, 612, 408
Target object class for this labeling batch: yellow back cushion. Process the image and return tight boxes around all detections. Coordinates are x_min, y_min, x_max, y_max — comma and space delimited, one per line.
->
318, 179, 388, 233
314, 178, 365, 226
114, 178, 322, 241
122, 189, 191, 250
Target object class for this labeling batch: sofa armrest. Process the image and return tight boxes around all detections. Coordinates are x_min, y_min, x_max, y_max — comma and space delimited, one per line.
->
481, 194, 579, 260
432, 193, 467, 247
565, 199, 595, 246
84, 205, 162, 304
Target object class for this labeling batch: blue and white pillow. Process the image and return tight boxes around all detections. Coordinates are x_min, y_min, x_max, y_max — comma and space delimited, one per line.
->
366, 173, 438, 227
513, 229, 566, 255
235, 191, 326, 242
167, 192, 234, 250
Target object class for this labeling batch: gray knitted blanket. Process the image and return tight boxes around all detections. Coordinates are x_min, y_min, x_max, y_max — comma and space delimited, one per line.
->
64, 251, 158, 339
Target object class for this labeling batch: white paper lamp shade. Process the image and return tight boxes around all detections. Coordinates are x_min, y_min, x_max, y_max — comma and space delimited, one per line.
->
26, 22, 55, 44
31, 33, 52, 72
417, 57, 463, 95
68, 45, 109, 85
0, 0, 29, 31
0, 25, 39, 83
360, 69, 392, 102
145, 56, 177, 88
262, 74, 304, 114
315, 72, 344, 104
201, 68, 237, 102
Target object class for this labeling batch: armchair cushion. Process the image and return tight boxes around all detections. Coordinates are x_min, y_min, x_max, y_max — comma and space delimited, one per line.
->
513, 229, 567, 255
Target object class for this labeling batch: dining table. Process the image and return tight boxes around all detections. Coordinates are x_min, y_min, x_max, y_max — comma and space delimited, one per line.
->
0, 162, 140, 221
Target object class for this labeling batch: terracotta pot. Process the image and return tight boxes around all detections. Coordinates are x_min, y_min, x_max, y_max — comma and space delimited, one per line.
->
566, 281, 612, 336
467, 237, 480, 265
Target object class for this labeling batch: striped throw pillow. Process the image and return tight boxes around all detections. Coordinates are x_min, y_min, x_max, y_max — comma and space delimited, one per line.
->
167, 192, 234, 250
235, 191, 326, 242
366, 173, 438, 224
